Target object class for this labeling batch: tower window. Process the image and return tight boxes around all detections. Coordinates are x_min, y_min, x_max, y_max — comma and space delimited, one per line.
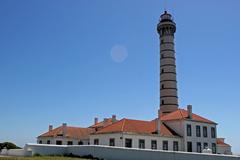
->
161, 39, 164, 43
161, 69, 164, 73
161, 54, 164, 58
161, 84, 165, 89
161, 100, 165, 105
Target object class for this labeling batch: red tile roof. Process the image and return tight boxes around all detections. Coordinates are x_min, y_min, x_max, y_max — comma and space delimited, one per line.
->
94, 118, 180, 137
161, 109, 216, 124
217, 138, 231, 147
89, 118, 117, 128
38, 126, 94, 139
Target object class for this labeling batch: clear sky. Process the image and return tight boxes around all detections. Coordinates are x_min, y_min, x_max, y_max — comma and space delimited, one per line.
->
0, 0, 239, 154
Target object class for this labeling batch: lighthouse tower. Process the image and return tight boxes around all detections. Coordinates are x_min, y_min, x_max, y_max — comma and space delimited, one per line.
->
157, 11, 178, 115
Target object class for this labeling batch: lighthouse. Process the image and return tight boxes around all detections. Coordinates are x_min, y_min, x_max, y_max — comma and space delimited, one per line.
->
157, 11, 178, 115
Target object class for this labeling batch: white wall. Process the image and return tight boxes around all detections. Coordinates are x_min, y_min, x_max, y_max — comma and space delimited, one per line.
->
37, 137, 89, 145
217, 145, 232, 155
0, 148, 31, 157
90, 133, 124, 147
90, 133, 182, 151
183, 120, 217, 153
24, 144, 240, 160
2, 144, 239, 160
68, 145, 240, 160
25, 143, 68, 155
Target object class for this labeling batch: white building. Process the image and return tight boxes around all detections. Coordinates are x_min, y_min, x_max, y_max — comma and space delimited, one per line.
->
217, 138, 232, 155
38, 11, 232, 155
37, 123, 93, 145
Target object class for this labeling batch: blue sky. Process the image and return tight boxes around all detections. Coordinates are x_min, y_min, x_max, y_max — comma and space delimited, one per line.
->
0, 0, 239, 154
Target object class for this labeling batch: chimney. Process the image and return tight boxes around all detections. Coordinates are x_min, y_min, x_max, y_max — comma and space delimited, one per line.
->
112, 115, 117, 123
156, 109, 162, 134
49, 125, 53, 132
187, 105, 192, 119
103, 118, 108, 123
103, 118, 108, 127
62, 123, 67, 137
94, 117, 98, 125
218, 138, 225, 142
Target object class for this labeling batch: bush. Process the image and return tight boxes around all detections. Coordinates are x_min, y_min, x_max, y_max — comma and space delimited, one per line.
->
0, 142, 21, 150
63, 153, 103, 160
33, 153, 42, 157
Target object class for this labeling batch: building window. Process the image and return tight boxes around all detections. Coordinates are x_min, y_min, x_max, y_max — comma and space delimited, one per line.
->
39, 140, 42, 144
56, 140, 62, 145
94, 139, 99, 145
187, 142, 192, 152
125, 139, 132, 148
197, 142, 202, 153
212, 143, 216, 154
187, 124, 192, 136
204, 143, 208, 149
161, 54, 164, 58
139, 139, 145, 149
196, 125, 201, 137
211, 127, 216, 138
109, 138, 115, 146
203, 126, 208, 137
78, 141, 83, 145
173, 141, 179, 151
67, 141, 73, 145
163, 141, 168, 150
161, 69, 164, 74
47, 140, 50, 144
151, 140, 157, 150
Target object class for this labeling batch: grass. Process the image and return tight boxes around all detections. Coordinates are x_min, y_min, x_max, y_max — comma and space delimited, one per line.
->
0, 156, 94, 160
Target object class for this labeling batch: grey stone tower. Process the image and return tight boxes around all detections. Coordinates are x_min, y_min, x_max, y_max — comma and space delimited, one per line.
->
157, 11, 178, 115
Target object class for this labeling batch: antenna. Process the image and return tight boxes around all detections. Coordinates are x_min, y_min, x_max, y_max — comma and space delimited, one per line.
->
163, 0, 167, 12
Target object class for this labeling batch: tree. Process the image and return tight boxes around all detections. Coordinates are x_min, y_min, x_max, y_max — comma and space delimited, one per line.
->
0, 142, 21, 150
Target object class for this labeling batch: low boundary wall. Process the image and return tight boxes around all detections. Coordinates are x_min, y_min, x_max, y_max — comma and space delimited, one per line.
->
0, 148, 32, 157
1, 143, 240, 160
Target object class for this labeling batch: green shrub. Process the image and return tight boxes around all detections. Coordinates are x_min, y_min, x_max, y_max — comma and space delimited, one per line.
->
0, 142, 21, 150
33, 153, 42, 157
